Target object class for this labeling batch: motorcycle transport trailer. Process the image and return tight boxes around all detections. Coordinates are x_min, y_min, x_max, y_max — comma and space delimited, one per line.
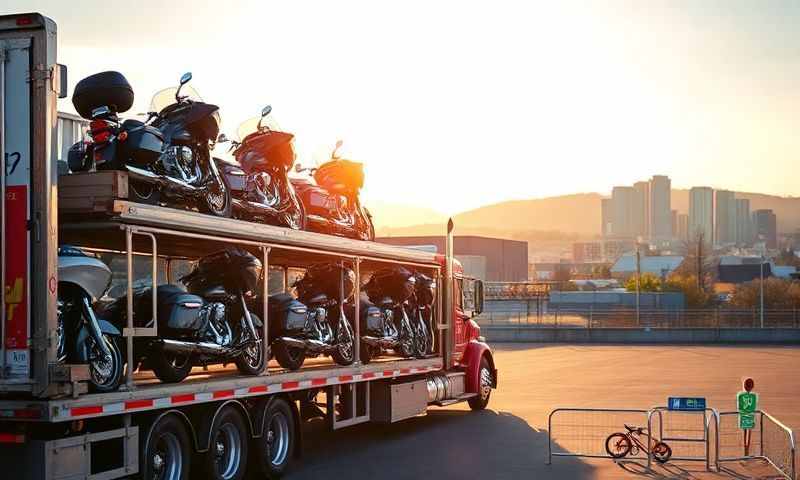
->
0, 13, 496, 479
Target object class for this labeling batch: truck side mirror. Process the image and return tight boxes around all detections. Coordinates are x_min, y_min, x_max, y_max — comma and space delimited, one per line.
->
473, 280, 484, 316
55, 64, 68, 99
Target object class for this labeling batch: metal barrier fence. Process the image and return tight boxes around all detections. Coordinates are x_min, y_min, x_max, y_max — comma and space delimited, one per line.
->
548, 407, 795, 479
477, 307, 800, 329
718, 411, 796, 480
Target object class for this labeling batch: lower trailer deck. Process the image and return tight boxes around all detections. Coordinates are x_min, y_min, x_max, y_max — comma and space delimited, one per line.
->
0, 356, 443, 422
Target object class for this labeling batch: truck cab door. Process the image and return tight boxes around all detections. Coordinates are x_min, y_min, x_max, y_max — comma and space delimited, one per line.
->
452, 277, 469, 362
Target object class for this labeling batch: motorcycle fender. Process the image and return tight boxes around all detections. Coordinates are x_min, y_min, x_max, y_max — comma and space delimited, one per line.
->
461, 341, 498, 395
72, 320, 120, 363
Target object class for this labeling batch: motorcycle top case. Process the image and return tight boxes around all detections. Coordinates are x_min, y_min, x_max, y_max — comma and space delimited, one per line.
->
294, 263, 355, 305
364, 266, 415, 305
265, 293, 308, 336
73, 71, 134, 119
119, 119, 164, 165
314, 159, 364, 193
183, 248, 262, 294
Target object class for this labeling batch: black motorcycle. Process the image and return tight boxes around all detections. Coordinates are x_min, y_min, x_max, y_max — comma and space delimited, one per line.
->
359, 266, 418, 362
57, 246, 124, 392
103, 248, 265, 383
266, 263, 356, 370
215, 106, 306, 229
68, 71, 231, 217
410, 272, 436, 355
292, 141, 375, 241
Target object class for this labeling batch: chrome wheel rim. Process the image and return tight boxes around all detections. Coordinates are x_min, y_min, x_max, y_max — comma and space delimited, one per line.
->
266, 412, 290, 467
337, 323, 353, 361
479, 366, 492, 400
152, 432, 182, 480
89, 336, 116, 387
213, 423, 242, 479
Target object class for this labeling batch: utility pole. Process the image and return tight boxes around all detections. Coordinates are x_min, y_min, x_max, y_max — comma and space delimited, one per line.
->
635, 244, 641, 326
760, 255, 765, 329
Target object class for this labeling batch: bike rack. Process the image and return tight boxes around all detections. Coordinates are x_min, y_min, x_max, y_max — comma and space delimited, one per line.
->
647, 406, 719, 471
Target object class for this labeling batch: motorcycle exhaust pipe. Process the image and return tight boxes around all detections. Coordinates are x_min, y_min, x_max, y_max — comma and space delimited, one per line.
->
276, 337, 335, 353
126, 166, 204, 196
157, 339, 233, 357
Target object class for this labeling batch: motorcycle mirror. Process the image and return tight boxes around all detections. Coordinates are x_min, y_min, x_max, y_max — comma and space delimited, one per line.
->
294, 163, 304, 173
91, 106, 111, 119
261, 105, 272, 118
332, 139, 344, 159
180, 72, 193, 85
217, 133, 229, 143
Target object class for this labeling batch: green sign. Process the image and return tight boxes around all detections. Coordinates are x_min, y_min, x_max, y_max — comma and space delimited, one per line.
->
737, 391, 758, 430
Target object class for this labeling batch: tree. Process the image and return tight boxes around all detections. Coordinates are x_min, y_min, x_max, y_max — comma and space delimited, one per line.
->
624, 273, 662, 292
730, 278, 800, 309
592, 264, 612, 279
663, 274, 713, 308
775, 249, 800, 268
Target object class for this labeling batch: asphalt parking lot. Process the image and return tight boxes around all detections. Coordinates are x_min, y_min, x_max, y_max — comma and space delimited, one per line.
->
289, 344, 800, 479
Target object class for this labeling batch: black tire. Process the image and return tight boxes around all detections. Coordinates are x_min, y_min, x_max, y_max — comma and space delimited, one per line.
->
283, 196, 306, 231
359, 342, 374, 364
331, 318, 355, 366
412, 318, 427, 359
140, 414, 192, 480
652, 441, 672, 463
200, 162, 233, 218
468, 356, 494, 410
250, 398, 296, 479
235, 314, 266, 376
397, 319, 415, 358
274, 342, 305, 371
152, 349, 193, 384
129, 179, 161, 206
605, 433, 632, 459
202, 407, 249, 480
88, 334, 124, 393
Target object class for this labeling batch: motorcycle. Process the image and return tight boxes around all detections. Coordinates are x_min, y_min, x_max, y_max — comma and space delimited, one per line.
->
292, 141, 375, 241
103, 248, 265, 383
68, 71, 231, 217
57, 246, 124, 393
266, 263, 356, 370
359, 266, 419, 362
410, 272, 436, 355
214, 105, 305, 229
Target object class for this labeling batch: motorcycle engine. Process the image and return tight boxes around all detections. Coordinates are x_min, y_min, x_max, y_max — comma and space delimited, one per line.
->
160, 146, 198, 183
202, 303, 232, 346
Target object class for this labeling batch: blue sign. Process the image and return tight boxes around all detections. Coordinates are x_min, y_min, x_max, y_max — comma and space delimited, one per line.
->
668, 397, 706, 411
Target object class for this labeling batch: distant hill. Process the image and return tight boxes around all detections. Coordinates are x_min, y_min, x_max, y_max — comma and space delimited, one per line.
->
370, 202, 447, 233
375, 190, 800, 241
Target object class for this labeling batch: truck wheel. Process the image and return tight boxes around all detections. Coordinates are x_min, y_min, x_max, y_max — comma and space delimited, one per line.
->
250, 398, 295, 479
152, 351, 193, 383
468, 356, 493, 411
202, 407, 249, 480
274, 342, 305, 371
141, 414, 192, 480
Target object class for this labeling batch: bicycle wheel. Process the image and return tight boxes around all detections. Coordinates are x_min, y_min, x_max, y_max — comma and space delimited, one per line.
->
652, 442, 672, 463
605, 433, 632, 459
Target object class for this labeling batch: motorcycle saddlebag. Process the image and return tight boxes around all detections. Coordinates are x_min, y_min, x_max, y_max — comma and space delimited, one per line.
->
156, 284, 207, 333
267, 293, 308, 336
119, 119, 163, 165
314, 159, 364, 193
73, 71, 134, 119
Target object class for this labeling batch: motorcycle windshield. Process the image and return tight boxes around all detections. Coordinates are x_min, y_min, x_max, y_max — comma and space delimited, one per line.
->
149, 85, 203, 114
236, 115, 281, 142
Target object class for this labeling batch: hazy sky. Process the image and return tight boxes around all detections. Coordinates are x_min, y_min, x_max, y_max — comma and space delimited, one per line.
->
5, 1, 798, 213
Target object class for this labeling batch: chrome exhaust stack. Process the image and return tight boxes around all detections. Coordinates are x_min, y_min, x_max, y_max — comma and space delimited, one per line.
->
125, 165, 205, 196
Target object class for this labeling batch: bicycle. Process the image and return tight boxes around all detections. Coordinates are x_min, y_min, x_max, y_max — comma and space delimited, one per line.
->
605, 424, 672, 463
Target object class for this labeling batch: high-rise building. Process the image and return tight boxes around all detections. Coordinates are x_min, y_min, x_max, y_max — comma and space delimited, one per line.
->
633, 181, 650, 238
753, 209, 777, 249
649, 175, 671, 240
676, 213, 689, 241
689, 186, 714, 244
735, 198, 752, 245
715, 190, 737, 245
611, 186, 636, 238
601, 198, 613, 236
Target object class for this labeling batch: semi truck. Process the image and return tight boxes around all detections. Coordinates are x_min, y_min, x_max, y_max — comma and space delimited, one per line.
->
0, 13, 497, 479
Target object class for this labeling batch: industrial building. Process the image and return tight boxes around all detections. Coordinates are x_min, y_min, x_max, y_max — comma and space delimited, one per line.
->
376, 235, 528, 281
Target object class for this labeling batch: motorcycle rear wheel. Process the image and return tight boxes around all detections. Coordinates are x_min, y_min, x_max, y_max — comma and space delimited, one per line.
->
129, 179, 161, 206
274, 342, 305, 371
152, 350, 193, 383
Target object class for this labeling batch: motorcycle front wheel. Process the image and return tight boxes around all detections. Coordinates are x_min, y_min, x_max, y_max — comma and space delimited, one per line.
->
236, 314, 266, 375
331, 318, 355, 366
88, 334, 124, 393
412, 319, 428, 358
200, 166, 232, 218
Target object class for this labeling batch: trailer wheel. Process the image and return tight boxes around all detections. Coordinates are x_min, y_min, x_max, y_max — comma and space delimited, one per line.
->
202, 406, 249, 480
468, 356, 493, 411
251, 398, 295, 479
141, 414, 192, 480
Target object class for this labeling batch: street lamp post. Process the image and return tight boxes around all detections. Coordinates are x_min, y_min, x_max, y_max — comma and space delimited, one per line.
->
635, 245, 641, 326
759, 256, 765, 329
